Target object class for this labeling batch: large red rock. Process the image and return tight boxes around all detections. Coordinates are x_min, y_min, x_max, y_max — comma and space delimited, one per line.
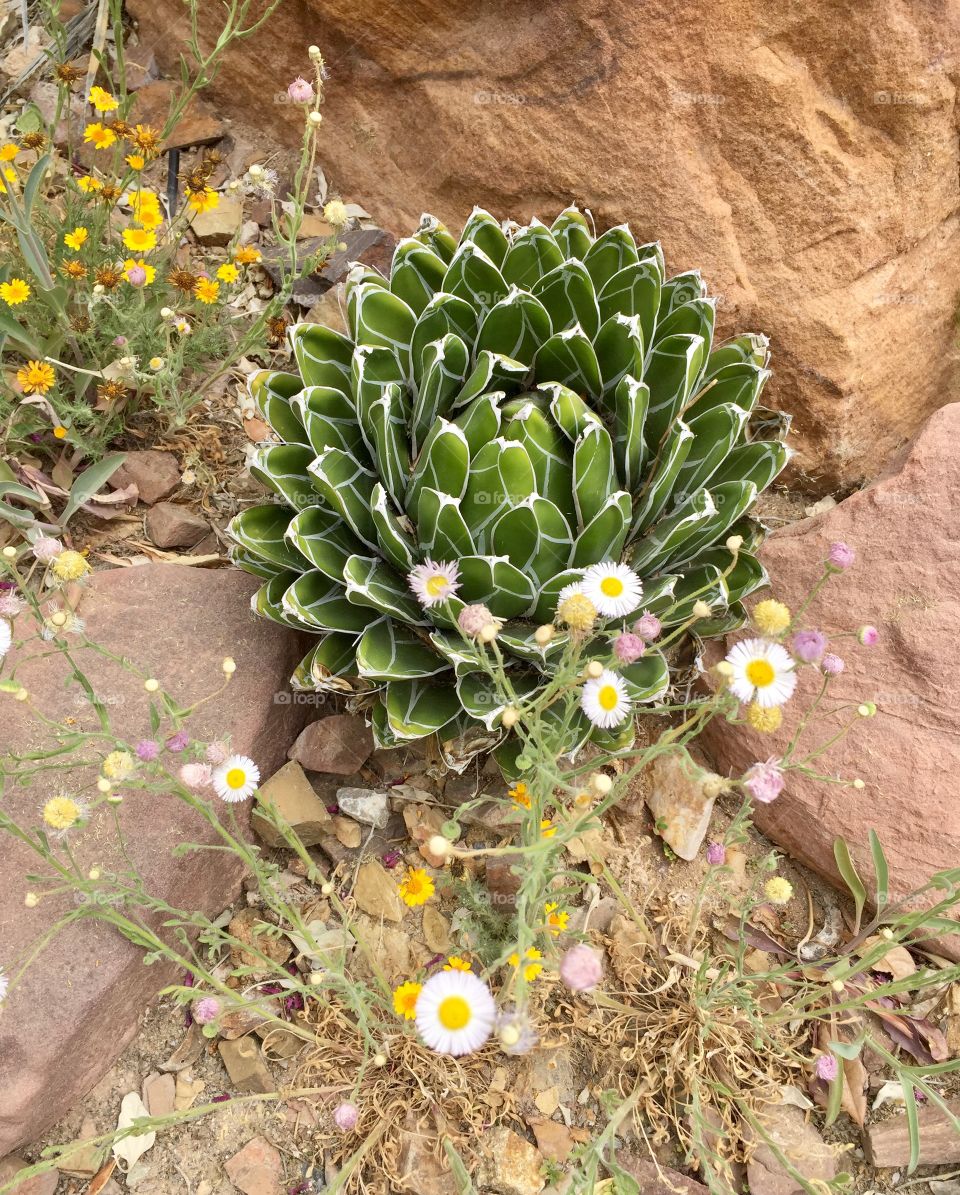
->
704, 404, 960, 956
0, 565, 309, 1155
127, 0, 960, 486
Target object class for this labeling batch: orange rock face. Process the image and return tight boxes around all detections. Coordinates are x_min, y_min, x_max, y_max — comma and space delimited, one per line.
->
129, 0, 960, 485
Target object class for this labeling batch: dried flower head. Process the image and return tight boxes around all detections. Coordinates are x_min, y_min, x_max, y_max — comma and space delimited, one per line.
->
21, 132, 47, 151
94, 265, 122, 290
54, 62, 85, 85
96, 380, 129, 406
167, 267, 199, 295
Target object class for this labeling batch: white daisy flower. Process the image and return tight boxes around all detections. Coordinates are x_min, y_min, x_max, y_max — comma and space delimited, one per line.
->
0, 968, 7, 1002
0, 619, 11, 659
581, 669, 633, 728
581, 562, 643, 618
726, 638, 797, 708
414, 969, 496, 1056
408, 559, 461, 608
213, 754, 261, 803
556, 580, 585, 606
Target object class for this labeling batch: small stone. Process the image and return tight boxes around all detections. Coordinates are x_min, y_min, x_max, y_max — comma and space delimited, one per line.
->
534, 1087, 560, 1117
351, 917, 431, 984
111, 450, 180, 505
336, 787, 389, 830
218, 1038, 276, 1095
486, 858, 521, 911
866, 1097, 960, 1167
745, 1105, 836, 1195
228, 907, 292, 972
303, 285, 348, 334
173, 1071, 205, 1111
354, 860, 403, 922
395, 1117, 458, 1194
144, 502, 209, 549
190, 193, 244, 247
141, 1071, 176, 1118
250, 760, 333, 847
224, 1136, 283, 1195
281, 211, 335, 240
1, 26, 47, 79
132, 80, 223, 150
527, 1119, 575, 1163
615, 1154, 709, 1194
0, 1155, 59, 1194
331, 815, 362, 848
645, 750, 722, 861
288, 714, 374, 774
58, 1117, 101, 1178
422, 905, 452, 953
518, 1046, 576, 1111
476, 1126, 545, 1195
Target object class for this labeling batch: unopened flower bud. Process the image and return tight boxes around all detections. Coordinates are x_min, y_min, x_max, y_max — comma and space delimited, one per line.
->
590, 772, 612, 796
534, 624, 555, 646
831, 979, 845, 992
501, 706, 519, 729
692, 600, 712, 619
852, 777, 865, 790
248, 163, 265, 179
107, 793, 123, 805
25, 892, 39, 908
307, 110, 323, 126
144, 678, 160, 692
96, 777, 112, 793
308, 44, 323, 60
160, 306, 174, 319
1, 546, 15, 559
222, 657, 237, 675
427, 834, 453, 862
372, 1052, 387, 1067
309, 971, 324, 985
478, 622, 499, 643
880, 927, 894, 940
14, 687, 29, 702
725, 534, 743, 553
585, 660, 604, 679
88, 867, 101, 881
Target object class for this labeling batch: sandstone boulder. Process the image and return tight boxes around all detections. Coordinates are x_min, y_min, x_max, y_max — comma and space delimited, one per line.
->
703, 403, 960, 957
0, 565, 309, 1154
128, 0, 960, 485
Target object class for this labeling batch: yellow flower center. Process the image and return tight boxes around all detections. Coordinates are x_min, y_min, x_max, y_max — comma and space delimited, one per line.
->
225, 767, 247, 789
437, 995, 471, 1030
44, 797, 80, 830
745, 659, 775, 688
597, 684, 619, 711
425, 574, 449, 597
600, 576, 624, 597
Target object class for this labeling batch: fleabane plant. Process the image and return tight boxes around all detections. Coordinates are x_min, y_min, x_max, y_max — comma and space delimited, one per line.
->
229, 207, 791, 770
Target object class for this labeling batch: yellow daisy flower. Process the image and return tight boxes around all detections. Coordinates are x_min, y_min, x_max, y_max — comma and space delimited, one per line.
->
194, 278, 220, 304
64, 226, 89, 251
392, 980, 422, 1020
76, 175, 103, 193
233, 245, 261, 265
186, 186, 219, 214
540, 818, 557, 838
122, 227, 156, 253
16, 360, 54, 394
1, 278, 31, 306
545, 902, 569, 936
509, 781, 531, 809
88, 86, 119, 113
443, 956, 472, 972
0, 143, 19, 162
764, 877, 794, 906
398, 867, 435, 908
216, 262, 239, 284
125, 153, 145, 171
51, 550, 91, 583
83, 123, 117, 150
508, 947, 543, 982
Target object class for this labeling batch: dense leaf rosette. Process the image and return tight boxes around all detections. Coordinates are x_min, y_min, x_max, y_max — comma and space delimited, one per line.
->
229, 208, 790, 767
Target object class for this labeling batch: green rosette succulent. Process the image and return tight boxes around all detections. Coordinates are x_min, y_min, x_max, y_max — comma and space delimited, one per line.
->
228, 207, 790, 769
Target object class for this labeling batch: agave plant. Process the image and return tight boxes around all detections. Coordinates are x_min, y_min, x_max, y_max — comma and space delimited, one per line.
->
229, 207, 790, 769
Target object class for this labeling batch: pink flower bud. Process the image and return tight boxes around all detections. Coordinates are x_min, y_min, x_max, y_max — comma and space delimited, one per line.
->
126, 267, 147, 288
192, 996, 221, 1024
287, 77, 315, 103
135, 739, 159, 761
792, 629, 826, 663
458, 603, 494, 637
821, 653, 844, 676
559, 944, 603, 992
815, 1053, 839, 1081
32, 536, 63, 563
743, 758, 785, 804
613, 632, 644, 664
633, 613, 661, 642
858, 625, 879, 647
705, 841, 726, 866
827, 542, 855, 570
179, 762, 213, 790
333, 1101, 359, 1131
